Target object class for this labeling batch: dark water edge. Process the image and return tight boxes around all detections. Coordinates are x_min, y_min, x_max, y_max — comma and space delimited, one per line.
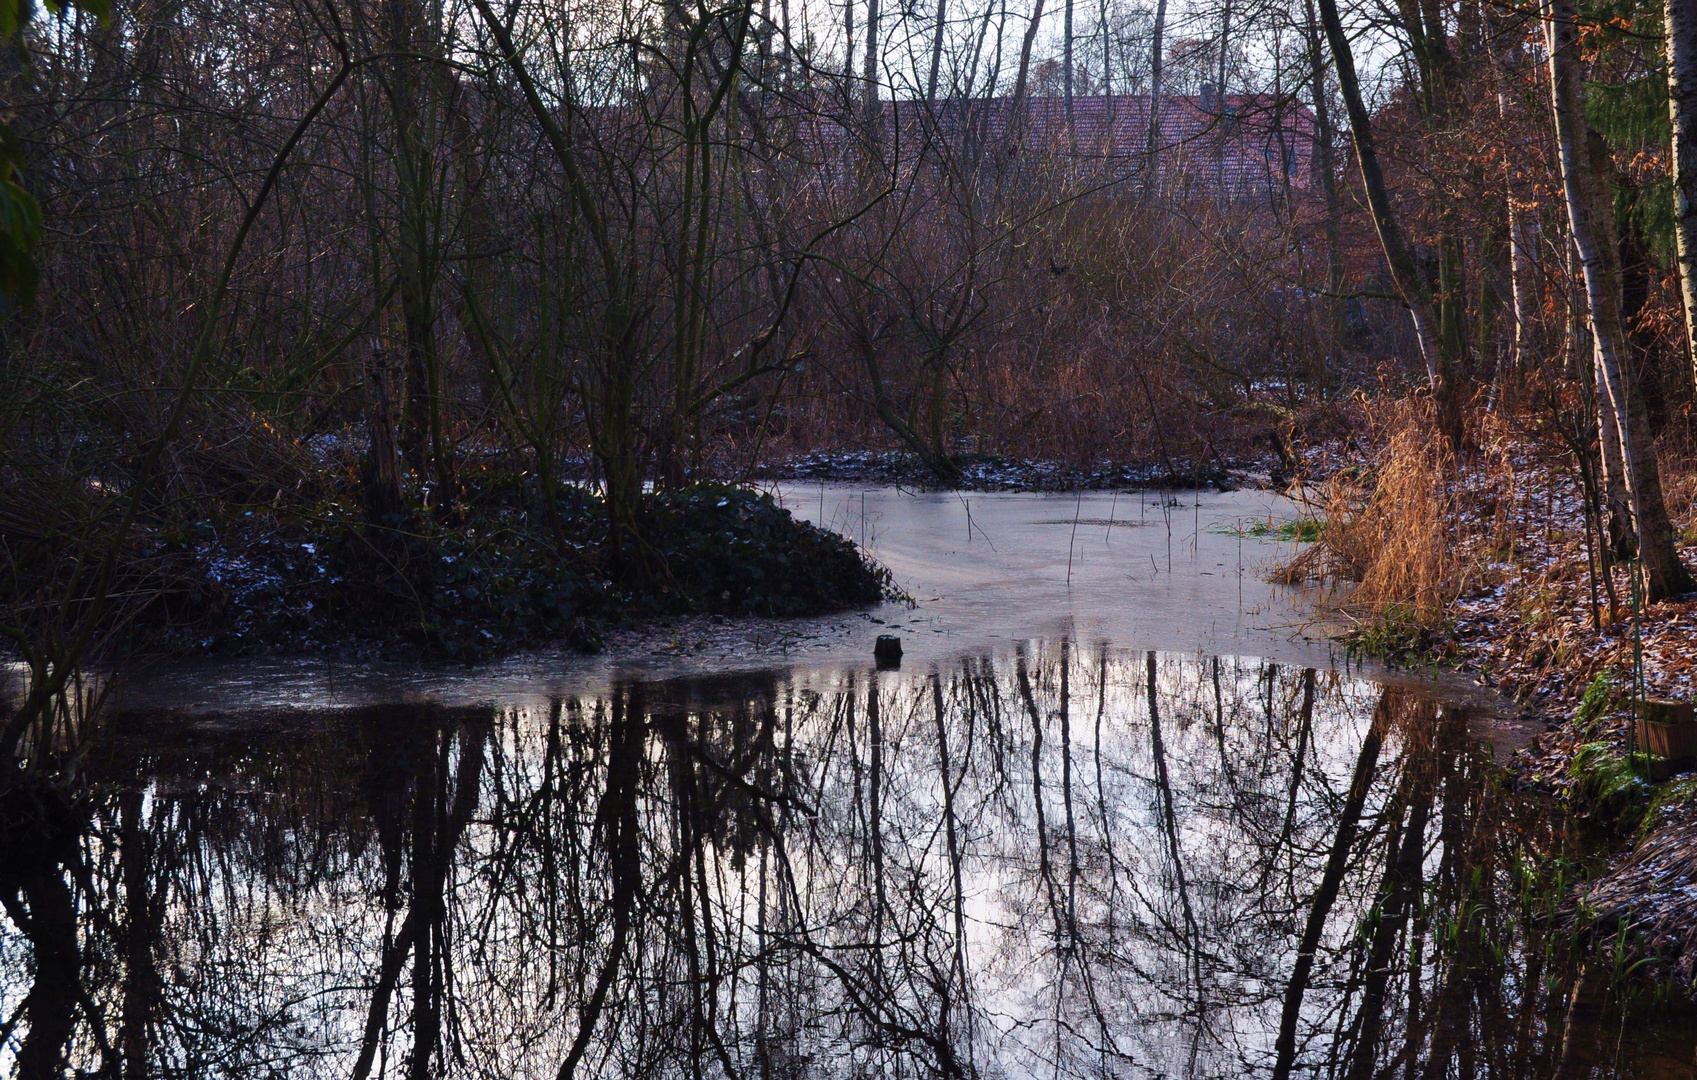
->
3, 646, 1695, 1078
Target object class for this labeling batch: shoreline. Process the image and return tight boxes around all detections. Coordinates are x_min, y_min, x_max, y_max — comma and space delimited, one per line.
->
96, 483, 1346, 714
1291, 415, 1697, 998
39, 451, 1290, 668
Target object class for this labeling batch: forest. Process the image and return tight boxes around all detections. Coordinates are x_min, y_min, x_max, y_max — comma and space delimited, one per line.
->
3, 0, 1695, 659
11, 0, 1697, 1067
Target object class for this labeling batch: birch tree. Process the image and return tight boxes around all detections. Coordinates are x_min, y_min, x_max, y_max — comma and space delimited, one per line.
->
1545, 0, 1695, 600
1667, 0, 1697, 387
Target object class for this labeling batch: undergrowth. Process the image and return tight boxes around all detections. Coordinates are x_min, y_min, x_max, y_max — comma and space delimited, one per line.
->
1340, 603, 1453, 663
137, 477, 896, 660
1568, 742, 1655, 828
1277, 401, 1465, 662
1575, 671, 1618, 738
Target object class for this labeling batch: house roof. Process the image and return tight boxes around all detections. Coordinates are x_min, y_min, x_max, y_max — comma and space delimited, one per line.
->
810, 91, 1321, 191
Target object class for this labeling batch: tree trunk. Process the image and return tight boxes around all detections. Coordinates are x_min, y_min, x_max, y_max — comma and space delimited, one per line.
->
1097, 0, 1114, 153
1063, 0, 1075, 141
1596, 349, 1635, 561
1147, 652, 1199, 989
1303, 0, 1344, 387
468, 0, 651, 574
1143, 0, 1167, 191
1505, 186, 1539, 374
932, 673, 969, 1012
844, 0, 855, 80
926, 0, 947, 100
361, 347, 405, 525
119, 788, 159, 1080
1009, 0, 1049, 150
1269, 689, 1389, 1080
15, 866, 80, 1080
1490, 18, 1541, 382
1667, 0, 1697, 389
863, 0, 880, 118
1546, 0, 1695, 598
1550, 965, 1606, 1080
383, 0, 448, 492
1215, 0, 1231, 195
1315, 0, 1458, 439
1342, 740, 1434, 1080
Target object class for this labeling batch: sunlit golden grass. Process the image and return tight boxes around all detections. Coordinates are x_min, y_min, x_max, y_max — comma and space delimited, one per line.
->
1276, 401, 1464, 646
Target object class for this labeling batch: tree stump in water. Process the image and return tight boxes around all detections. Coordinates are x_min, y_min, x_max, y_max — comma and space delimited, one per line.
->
874, 635, 902, 669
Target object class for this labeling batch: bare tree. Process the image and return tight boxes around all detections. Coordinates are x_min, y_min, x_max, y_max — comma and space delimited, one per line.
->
1546, 0, 1695, 599
1668, 0, 1697, 387
1315, 0, 1457, 439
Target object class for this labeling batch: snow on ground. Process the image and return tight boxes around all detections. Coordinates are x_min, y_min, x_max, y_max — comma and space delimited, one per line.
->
1301, 421, 1697, 789
753, 448, 1271, 491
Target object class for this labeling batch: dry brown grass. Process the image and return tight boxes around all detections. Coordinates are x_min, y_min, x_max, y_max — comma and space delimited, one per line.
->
1278, 401, 1464, 633
1653, 435, 1697, 535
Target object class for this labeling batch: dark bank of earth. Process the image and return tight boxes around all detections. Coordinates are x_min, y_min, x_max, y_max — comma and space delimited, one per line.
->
133, 478, 894, 660
1287, 425, 1697, 1008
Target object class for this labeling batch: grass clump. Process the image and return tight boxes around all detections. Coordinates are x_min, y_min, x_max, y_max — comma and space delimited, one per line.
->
1575, 671, 1619, 737
1276, 402, 1463, 661
1340, 602, 1449, 662
1218, 516, 1324, 543
1641, 777, 1697, 840
1568, 742, 1655, 828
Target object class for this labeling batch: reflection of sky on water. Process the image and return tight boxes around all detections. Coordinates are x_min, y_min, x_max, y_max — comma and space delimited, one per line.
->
104, 485, 1501, 718
775, 485, 1331, 664
6, 647, 1688, 1078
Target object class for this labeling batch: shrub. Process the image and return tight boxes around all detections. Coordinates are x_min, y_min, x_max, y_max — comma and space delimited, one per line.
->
641, 484, 893, 616
1275, 401, 1462, 655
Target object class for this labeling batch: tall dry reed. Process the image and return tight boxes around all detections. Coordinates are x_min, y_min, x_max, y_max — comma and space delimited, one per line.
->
1280, 402, 1463, 629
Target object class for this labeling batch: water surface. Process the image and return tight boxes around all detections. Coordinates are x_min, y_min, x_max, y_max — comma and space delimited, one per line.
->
4, 487, 1689, 1077
5, 649, 1695, 1077
106, 486, 1356, 714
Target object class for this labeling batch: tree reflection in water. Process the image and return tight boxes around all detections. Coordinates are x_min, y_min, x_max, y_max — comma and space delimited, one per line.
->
3, 648, 1694, 1078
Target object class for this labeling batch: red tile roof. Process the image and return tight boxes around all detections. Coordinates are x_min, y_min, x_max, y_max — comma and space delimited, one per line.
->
809, 92, 1320, 194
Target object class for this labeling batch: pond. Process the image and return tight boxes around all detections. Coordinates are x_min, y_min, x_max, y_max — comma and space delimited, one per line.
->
104, 485, 1366, 708
3, 488, 1693, 1078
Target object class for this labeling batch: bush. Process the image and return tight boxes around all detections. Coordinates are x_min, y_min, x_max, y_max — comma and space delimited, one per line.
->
146, 476, 894, 659
1275, 401, 1462, 659
642, 485, 892, 616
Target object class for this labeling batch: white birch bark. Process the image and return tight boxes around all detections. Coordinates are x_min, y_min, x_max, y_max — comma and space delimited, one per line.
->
1544, 0, 1646, 549
1546, 0, 1689, 604
1595, 347, 1632, 554
1666, 0, 1697, 386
